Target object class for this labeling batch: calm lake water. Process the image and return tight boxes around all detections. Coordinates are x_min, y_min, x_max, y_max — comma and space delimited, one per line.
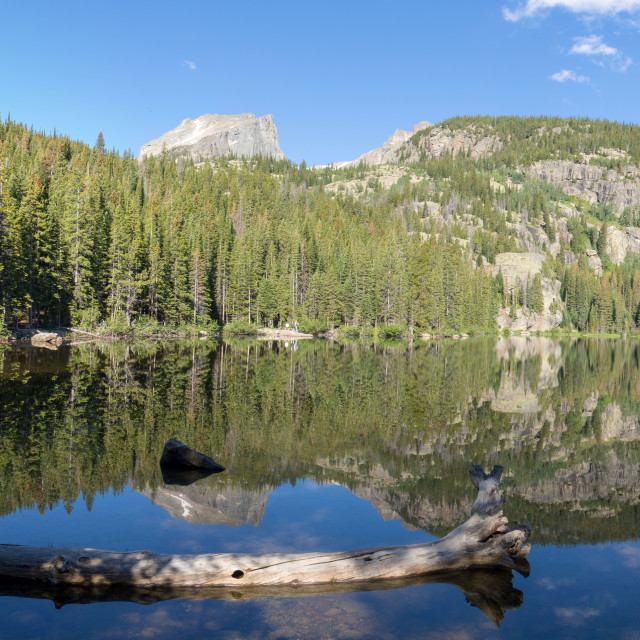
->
1, 336, 639, 639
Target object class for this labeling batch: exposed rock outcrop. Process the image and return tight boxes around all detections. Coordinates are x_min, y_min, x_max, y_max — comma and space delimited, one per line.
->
526, 160, 640, 212
399, 125, 503, 163
489, 253, 563, 331
607, 226, 640, 264
30, 332, 63, 348
139, 113, 285, 162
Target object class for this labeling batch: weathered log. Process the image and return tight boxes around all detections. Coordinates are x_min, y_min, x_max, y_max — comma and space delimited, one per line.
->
59, 326, 101, 338
0, 465, 529, 591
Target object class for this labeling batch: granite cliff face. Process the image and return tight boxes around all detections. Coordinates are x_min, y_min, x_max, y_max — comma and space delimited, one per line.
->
336, 121, 503, 168
526, 160, 640, 212
489, 253, 563, 331
399, 125, 503, 163
139, 113, 285, 162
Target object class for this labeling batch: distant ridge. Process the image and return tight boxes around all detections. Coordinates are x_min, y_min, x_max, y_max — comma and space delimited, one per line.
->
330, 121, 433, 168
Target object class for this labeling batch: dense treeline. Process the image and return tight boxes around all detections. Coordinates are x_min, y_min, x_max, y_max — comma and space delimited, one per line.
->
0, 118, 498, 333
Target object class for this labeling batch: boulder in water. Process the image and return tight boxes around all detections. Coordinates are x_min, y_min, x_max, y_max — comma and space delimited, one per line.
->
160, 439, 225, 474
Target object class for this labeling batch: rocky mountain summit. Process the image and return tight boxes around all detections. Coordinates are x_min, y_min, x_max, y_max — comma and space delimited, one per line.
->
139, 113, 285, 162
336, 121, 432, 168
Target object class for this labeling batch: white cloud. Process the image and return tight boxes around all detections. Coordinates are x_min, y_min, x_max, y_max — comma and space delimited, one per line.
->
504, 0, 640, 21
550, 68, 591, 81
184, 60, 197, 71
570, 34, 618, 55
570, 35, 632, 70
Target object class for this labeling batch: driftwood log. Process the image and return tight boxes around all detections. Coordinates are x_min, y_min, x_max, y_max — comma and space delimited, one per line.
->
0, 465, 530, 592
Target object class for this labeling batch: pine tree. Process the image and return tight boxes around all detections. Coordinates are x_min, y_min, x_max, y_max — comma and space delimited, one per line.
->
190, 248, 209, 323
528, 274, 544, 314
597, 222, 609, 259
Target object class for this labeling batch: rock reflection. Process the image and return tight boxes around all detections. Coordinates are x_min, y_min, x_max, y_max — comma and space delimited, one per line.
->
136, 478, 272, 527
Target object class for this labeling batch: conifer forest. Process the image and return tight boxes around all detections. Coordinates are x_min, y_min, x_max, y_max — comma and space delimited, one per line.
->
2, 115, 640, 335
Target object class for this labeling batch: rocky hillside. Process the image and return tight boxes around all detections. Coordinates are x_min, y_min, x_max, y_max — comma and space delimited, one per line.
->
139, 112, 285, 162
317, 116, 640, 332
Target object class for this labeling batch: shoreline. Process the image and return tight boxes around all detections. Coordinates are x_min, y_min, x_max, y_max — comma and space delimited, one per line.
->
2, 326, 637, 349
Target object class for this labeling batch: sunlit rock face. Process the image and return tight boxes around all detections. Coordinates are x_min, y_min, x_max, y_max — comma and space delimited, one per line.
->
526, 160, 640, 213
489, 254, 563, 331
139, 113, 285, 162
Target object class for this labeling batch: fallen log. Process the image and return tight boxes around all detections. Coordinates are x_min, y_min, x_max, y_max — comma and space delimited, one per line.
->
59, 326, 101, 338
0, 465, 530, 590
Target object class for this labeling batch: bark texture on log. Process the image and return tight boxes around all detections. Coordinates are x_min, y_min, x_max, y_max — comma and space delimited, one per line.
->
0, 465, 530, 590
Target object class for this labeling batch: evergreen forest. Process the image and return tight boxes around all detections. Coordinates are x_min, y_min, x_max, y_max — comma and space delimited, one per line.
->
2, 115, 640, 334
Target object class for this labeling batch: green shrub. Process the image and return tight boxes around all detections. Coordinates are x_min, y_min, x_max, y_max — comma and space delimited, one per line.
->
0, 309, 9, 338
100, 311, 131, 336
78, 306, 101, 330
133, 316, 164, 336
222, 318, 257, 336
298, 318, 328, 335
339, 325, 361, 338
377, 324, 405, 339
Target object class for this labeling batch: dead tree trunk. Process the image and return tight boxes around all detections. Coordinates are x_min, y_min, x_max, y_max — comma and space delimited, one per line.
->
0, 465, 530, 589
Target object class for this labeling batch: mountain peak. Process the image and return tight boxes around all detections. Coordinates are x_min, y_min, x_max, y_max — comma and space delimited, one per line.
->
336, 120, 433, 168
139, 112, 285, 161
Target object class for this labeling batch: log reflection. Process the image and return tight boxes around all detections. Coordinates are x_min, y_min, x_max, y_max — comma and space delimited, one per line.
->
0, 565, 527, 626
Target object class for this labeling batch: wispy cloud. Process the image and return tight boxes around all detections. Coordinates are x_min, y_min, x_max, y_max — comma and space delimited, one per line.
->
504, 0, 640, 22
618, 545, 640, 568
555, 606, 600, 626
550, 68, 591, 82
570, 35, 632, 70
570, 34, 618, 54
184, 60, 197, 71
537, 577, 576, 590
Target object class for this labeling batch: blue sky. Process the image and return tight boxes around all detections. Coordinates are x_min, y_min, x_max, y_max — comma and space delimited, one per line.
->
1, 0, 639, 165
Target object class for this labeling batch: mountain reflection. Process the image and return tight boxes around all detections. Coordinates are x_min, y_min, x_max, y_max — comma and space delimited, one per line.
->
1, 337, 639, 544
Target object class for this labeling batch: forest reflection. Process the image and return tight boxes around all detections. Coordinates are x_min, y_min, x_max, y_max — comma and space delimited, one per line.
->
1, 336, 639, 546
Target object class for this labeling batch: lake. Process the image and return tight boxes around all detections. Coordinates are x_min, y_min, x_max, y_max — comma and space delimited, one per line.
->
1, 336, 639, 639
